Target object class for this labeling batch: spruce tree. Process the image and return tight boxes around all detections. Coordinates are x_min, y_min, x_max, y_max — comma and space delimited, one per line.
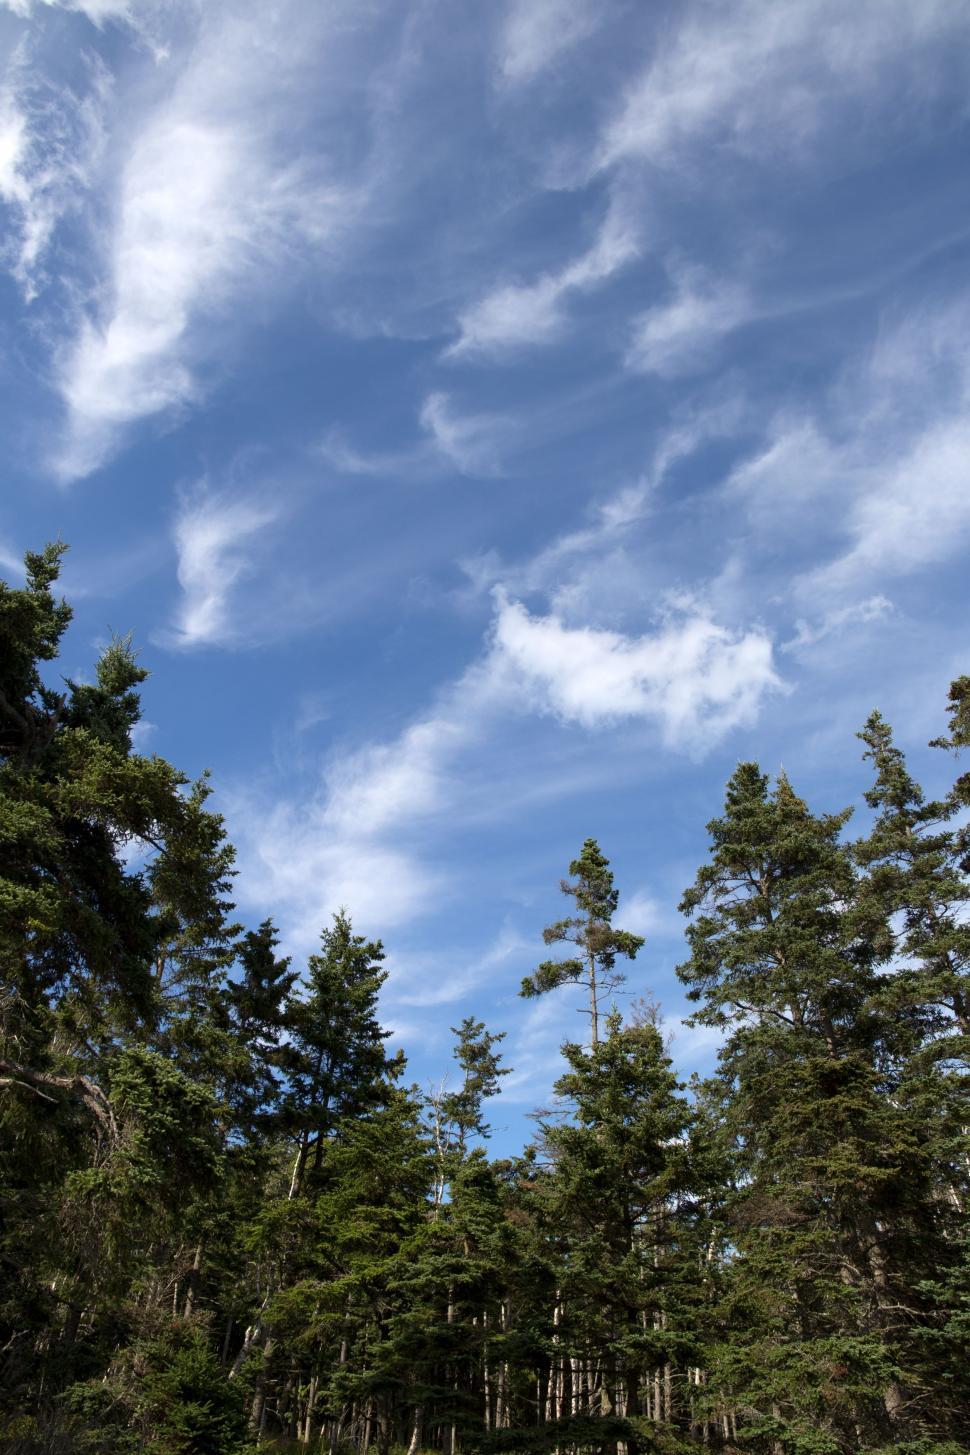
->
280, 910, 393, 1199
533, 1011, 701, 1453
225, 918, 296, 1143
520, 839, 644, 1045
431, 1016, 509, 1207
0, 547, 243, 1441
678, 763, 956, 1451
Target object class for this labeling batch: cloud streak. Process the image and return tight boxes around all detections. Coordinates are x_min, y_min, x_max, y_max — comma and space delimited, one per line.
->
724, 297, 970, 604
594, 0, 970, 175
49, 3, 354, 480
446, 198, 639, 360
2, 1, 137, 21
420, 391, 511, 477
164, 488, 279, 650
496, 0, 603, 86
626, 264, 751, 377
0, 50, 109, 299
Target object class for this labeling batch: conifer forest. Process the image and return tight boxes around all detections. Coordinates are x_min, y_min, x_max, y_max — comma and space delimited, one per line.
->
2, 544, 969, 1455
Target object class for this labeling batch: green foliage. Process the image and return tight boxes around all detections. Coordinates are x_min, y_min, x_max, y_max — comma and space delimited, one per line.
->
68, 1322, 255, 1454
520, 837, 644, 1045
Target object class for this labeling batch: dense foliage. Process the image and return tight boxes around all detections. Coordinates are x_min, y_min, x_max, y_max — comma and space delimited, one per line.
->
1, 548, 967, 1454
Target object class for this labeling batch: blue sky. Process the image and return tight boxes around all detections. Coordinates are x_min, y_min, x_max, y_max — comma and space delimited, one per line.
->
2, 0, 969, 1151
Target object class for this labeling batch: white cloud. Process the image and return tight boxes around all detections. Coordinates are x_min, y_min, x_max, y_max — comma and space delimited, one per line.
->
446, 198, 639, 360
386, 925, 533, 1009
782, 595, 893, 653
621, 891, 674, 940
2, 1, 136, 20
55, 118, 303, 479
728, 417, 844, 514
321, 396, 517, 482
51, 5, 353, 480
489, 592, 780, 747
497, 0, 601, 85
658, 1012, 725, 1064
420, 391, 509, 476
0, 539, 24, 576
230, 674, 493, 945
323, 714, 466, 841
56, 119, 240, 476
318, 428, 413, 479
626, 264, 751, 377
165, 489, 278, 649
0, 56, 109, 299
234, 802, 440, 952
810, 418, 970, 593
725, 299, 970, 598
595, 0, 970, 175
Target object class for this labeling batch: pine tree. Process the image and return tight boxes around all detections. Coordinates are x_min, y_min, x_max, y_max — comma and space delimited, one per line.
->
520, 839, 644, 1046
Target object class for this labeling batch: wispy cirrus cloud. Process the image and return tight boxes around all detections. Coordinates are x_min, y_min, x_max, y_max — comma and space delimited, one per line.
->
419, 391, 511, 477
594, 0, 970, 175
0, 50, 109, 298
807, 416, 970, 595
386, 924, 533, 1011
0, 538, 24, 576
725, 297, 970, 604
496, 0, 603, 86
782, 595, 893, 654
2, 1, 136, 21
163, 487, 279, 650
463, 390, 747, 614
626, 263, 751, 378
319, 392, 513, 481
446, 197, 639, 360
49, 2, 356, 481
230, 708, 464, 948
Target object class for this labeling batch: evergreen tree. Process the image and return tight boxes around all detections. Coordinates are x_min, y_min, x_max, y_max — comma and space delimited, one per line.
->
532, 1011, 702, 1453
678, 762, 958, 1451
520, 839, 644, 1045
146, 774, 241, 1074
857, 710, 970, 1047
280, 910, 393, 1199
431, 1016, 510, 1207
225, 919, 296, 1143
0, 547, 228, 1436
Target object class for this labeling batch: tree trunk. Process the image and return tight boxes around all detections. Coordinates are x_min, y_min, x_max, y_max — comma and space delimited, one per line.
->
288, 1130, 310, 1200
250, 1336, 276, 1437
302, 1371, 319, 1446
406, 1404, 424, 1454
183, 1240, 204, 1318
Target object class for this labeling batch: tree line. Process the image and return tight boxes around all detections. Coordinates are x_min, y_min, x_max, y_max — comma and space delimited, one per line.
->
1, 544, 967, 1454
